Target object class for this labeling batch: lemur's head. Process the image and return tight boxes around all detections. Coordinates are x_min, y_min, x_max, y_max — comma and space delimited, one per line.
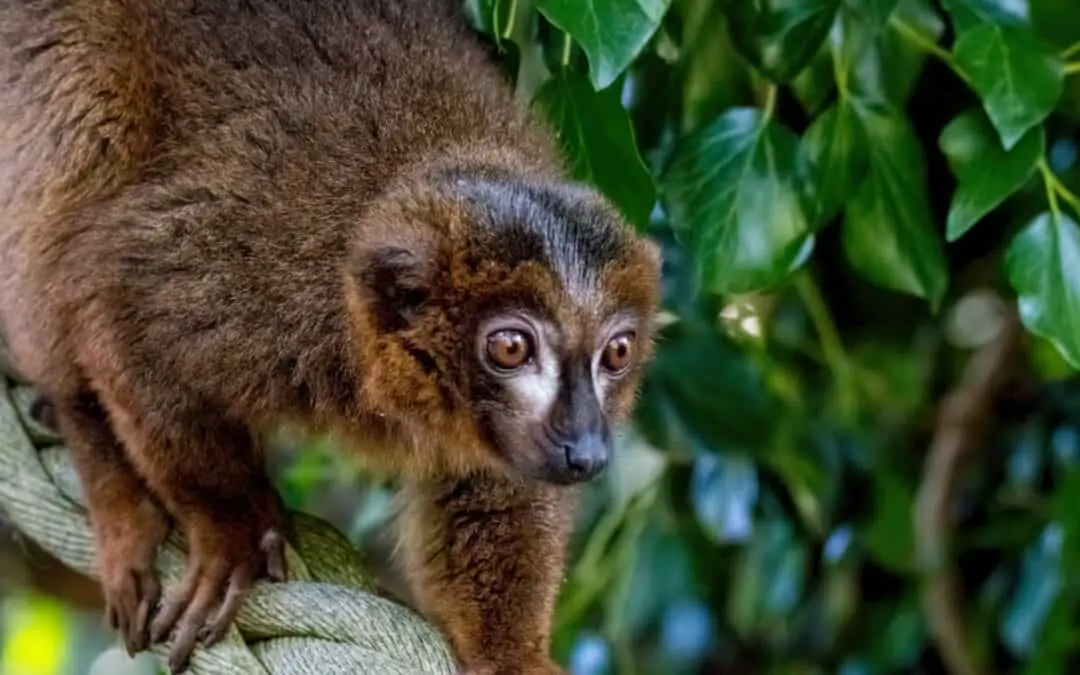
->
346, 162, 661, 485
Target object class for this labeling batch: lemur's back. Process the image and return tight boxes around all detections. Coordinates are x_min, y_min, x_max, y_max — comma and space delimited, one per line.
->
0, 0, 549, 384
0, 0, 528, 218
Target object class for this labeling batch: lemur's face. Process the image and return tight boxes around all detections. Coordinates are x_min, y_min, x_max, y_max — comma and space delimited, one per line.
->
348, 167, 661, 485
472, 305, 651, 485
453, 177, 661, 485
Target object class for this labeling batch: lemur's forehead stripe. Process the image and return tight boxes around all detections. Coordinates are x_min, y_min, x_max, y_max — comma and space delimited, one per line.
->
436, 166, 658, 358
439, 169, 629, 302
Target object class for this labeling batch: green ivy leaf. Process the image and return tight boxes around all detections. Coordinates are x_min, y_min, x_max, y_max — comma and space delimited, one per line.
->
802, 97, 869, 225
723, 0, 841, 83
954, 23, 1064, 150
841, 103, 948, 308
830, 0, 898, 79
636, 317, 777, 455
938, 108, 1044, 241
1005, 210, 1080, 369
941, 0, 1029, 32
533, 71, 656, 228
536, 0, 672, 90
832, 0, 943, 107
790, 44, 837, 116
677, 0, 755, 132
662, 107, 815, 294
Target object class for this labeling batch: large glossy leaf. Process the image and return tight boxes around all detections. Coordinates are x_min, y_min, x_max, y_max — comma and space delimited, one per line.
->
677, 0, 755, 132
790, 44, 837, 115
635, 317, 778, 454
953, 23, 1064, 150
662, 107, 815, 294
938, 108, 1044, 240
830, 0, 898, 84
841, 103, 949, 308
832, 0, 943, 107
533, 71, 656, 228
536, 0, 672, 90
723, 0, 841, 83
842, 0, 901, 30
1006, 211, 1080, 369
802, 97, 869, 224
942, 0, 1030, 32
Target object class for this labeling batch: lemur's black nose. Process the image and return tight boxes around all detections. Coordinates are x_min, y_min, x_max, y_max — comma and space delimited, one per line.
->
562, 432, 609, 481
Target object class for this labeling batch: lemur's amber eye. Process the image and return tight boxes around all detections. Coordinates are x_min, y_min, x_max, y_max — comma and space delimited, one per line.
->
486, 329, 534, 370
601, 332, 635, 374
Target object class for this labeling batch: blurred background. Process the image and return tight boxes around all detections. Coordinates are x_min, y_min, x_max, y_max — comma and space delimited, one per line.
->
4, 0, 1080, 673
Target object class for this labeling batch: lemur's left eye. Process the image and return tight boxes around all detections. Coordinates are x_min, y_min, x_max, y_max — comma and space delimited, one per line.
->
600, 332, 635, 374
486, 329, 534, 370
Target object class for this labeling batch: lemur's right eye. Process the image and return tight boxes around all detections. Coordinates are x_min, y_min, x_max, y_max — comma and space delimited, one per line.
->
485, 329, 534, 370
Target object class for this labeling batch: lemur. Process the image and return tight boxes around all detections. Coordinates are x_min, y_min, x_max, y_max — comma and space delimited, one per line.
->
0, 1, 662, 672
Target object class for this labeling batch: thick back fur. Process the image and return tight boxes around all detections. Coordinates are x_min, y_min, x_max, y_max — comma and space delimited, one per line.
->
0, 0, 564, 434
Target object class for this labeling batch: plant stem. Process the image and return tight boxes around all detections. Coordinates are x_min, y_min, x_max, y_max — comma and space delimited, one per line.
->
561, 31, 572, 67
1063, 40, 1080, 59
498, 0, 517, 40
1039, 160, 1062, 216
890, 16, 971, 86
1065, 62, 1080, 76
1040, 158, 1080, 217
763, 84, 778, 119
794, 271, 857, 420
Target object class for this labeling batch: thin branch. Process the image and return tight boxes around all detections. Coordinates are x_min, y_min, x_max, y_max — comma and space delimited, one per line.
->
1040, 158, 1080, 218
890, 16, 971, 86
763, 84, 778, 119
794, 271, 856, 421
915, 307, 1024, 675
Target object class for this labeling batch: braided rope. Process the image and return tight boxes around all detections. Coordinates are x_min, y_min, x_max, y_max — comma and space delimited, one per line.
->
0, 348, 455, 674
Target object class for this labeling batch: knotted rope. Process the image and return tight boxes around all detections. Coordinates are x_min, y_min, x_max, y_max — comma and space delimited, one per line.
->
0, 345, 455, 674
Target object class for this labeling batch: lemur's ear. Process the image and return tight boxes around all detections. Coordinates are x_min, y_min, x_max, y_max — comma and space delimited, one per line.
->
348, 222, 445, 334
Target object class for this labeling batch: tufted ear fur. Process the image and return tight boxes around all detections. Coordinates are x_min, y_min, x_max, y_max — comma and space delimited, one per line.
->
347, 223, 446, 335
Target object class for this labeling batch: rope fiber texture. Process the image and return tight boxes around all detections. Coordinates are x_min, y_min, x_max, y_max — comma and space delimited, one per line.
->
0, 344, 456, 674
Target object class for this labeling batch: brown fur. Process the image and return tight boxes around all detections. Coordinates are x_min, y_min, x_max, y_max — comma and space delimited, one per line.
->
0, 1, 661, 673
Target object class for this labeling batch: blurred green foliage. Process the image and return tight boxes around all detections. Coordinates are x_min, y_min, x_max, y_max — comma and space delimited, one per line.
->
455, 0, 1080, 673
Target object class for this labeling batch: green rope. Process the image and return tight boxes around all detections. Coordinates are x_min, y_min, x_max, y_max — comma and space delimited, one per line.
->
0, 348, 455, 674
